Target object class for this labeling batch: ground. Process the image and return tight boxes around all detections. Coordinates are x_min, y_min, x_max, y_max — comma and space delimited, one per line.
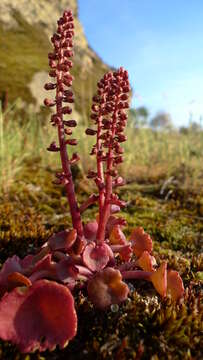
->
0, 163, 202, 360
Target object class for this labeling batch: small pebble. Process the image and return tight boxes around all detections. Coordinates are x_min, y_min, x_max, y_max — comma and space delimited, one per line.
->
128, 283, 135, 292
111, 304, 119, 312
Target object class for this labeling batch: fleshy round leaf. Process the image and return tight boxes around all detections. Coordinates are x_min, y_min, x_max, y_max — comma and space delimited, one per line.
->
48, 229, 77, 251
150, 261, 167, 298
0, 256, 22, 297
7, 272, 32, 289
0, 280, 77, 353
82, 242, 110, 272
130, 227, 153, 258
136, 251, 155, 272
84, 221, 98, 241
111, 244, 132, 262
87, 267, 129, 309
105, 215, 126, 237
110, 205, 120, 214
56, 259, 78, 288
109, 225, 127, 245
167, 270, 184, 301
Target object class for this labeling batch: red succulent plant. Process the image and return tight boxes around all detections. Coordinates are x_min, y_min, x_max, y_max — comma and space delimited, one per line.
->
0, 8, 184, 353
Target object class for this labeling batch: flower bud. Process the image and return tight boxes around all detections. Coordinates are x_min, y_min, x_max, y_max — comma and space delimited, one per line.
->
48, 53, 57, 60
123, 102, 129, 109
63, 120, 77, 127
64, 10, 73, 17
62, 106, 72, 114
90, 113, 98, 120
51, 114, 61, 125
70, 153, 80, 164
117, 134, 127, 143
51, 34, 60, 43
47, 141, 60, 152
66, 139, 77, 146
87, 170, 97, 179
49, 60, 57, 68
114, 156, 123, 165
64, 128, 73, 135
90, 146, 97, 155
63, 78, 73, 87
64, 50, 74, 57
85, 128, 97, 136
92, 95, 100, 103
63, 96, 74, 103
44, 98, 55, 107
92, 104, 99, 112
49, 70, 56, 77
64, 90, 73, 97
44, 83, 56, 90
122, 86, 130, 93
119, 112, 127, 121
120, 94, 128, 101
115, 144, 124, 154
108, 169, 118, 177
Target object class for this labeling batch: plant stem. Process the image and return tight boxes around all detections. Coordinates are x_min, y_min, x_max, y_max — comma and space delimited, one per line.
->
121, 270, 151, 280
96, 114, 105, 218
96, 104, 118, 245
56, 70, 83, 238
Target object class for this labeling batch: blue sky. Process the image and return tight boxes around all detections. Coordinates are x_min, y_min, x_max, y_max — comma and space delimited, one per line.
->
78, 0, 203, 127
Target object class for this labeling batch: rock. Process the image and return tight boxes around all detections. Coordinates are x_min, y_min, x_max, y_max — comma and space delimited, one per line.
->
0, 0, 110, 122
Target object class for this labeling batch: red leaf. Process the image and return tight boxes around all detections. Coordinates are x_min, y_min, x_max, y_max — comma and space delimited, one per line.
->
109, 225, 127, 245
82, 242, 111, 272
136, 251, 156, 272
0, 280, 77, 352
110, 244, 132, 262
0, 256, 22, 297
106, 216, 127, 237
87, 267, 129, 309
7, 272, 32, 289
48, 229, 77, 251
84, 221, 98, 241
150, 261, 167, 298
130, 227, 153, 258
167, 270, 184, 301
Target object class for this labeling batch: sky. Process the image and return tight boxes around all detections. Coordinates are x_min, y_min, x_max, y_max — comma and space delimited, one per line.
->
78, 0, 203, 127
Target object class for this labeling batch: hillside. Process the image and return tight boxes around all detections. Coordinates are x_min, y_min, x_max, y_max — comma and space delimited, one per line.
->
0, 0, 110, 122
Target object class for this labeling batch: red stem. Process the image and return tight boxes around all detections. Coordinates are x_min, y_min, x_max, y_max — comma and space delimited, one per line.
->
56, 68, 83, 238
96, 114, 105, 220
96, 103, 119, 245
121, 270, 151, 280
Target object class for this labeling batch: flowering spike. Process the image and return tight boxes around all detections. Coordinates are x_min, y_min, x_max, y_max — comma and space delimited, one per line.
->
44, 9, 83, 238
86, 67, 130, 246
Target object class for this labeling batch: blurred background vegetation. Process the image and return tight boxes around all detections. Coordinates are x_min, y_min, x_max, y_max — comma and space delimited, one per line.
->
0, 99, 203, 194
